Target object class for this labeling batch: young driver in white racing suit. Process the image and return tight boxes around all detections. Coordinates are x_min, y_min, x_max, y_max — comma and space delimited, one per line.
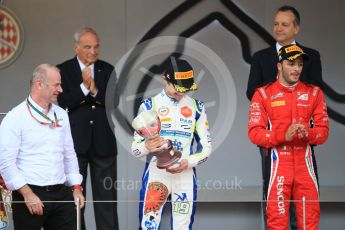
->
131, 57, 212, 229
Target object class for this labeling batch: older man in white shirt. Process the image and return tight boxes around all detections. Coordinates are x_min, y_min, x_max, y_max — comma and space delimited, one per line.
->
0, 64, 84, 230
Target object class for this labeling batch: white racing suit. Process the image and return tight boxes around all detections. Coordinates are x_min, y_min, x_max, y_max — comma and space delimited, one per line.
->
132, 90, 212, 230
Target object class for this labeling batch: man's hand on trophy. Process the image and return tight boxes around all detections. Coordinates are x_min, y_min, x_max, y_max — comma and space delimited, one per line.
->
145, 136, 166, 152
166, 159, 188, 174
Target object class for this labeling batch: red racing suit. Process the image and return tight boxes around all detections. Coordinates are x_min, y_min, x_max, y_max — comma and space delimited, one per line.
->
248, 80, 329, 230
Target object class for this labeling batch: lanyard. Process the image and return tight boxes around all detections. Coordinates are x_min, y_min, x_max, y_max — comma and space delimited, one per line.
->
26, 98, 61, 128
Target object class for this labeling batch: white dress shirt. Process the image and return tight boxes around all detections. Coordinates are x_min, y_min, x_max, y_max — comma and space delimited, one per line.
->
0, 96, 82, 191
276, 40, 296, 53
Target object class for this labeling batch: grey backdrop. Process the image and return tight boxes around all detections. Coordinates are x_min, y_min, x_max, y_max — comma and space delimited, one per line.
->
0, 0, 344, 229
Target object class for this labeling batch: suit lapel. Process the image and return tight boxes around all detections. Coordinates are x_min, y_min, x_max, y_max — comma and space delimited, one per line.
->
72, 57, 83, 84
94, 61, 103, 88
269, 47, 279, 75
269, 46, 278, 62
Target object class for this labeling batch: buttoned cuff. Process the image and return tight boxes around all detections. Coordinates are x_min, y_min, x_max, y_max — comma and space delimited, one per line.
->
80, 83, 90, 96
7, 174, 27, 191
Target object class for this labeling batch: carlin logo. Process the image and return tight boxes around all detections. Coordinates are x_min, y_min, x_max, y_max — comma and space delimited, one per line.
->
0, 5, 24, 69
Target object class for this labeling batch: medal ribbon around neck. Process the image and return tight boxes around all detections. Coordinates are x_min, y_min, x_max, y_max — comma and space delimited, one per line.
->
26, 98, 61, 128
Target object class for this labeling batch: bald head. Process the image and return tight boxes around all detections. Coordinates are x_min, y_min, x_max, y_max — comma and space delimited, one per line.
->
30, 64, 63, 108
31, 64, 60, 89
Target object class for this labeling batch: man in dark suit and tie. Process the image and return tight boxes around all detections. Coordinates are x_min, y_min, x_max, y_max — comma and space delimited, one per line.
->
57, 27, 118, 230
246, 6, 323, 230
247, 6, 323, 100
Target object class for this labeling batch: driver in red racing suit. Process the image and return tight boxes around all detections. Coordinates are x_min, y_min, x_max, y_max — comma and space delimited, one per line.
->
248, 44, 329, 230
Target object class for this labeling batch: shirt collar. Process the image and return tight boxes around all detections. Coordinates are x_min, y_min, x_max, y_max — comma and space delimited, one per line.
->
276, 40, 296, 53
28, 95, 52, 114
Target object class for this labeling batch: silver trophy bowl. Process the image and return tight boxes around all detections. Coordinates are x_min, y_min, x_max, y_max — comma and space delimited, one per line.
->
132, 110, 181, 169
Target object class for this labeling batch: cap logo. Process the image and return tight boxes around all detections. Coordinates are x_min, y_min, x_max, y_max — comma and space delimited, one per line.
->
285, 45, 303, 54
278, 45, 306, 62
174, 70, 193, 80
287, 53, 303, 61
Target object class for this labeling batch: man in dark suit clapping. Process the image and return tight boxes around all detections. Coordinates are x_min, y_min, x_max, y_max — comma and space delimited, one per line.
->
246, 6, 323, 230
57, 27, 118, 230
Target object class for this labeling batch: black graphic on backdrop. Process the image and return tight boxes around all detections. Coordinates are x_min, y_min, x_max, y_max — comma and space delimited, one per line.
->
115, 0, 345, 132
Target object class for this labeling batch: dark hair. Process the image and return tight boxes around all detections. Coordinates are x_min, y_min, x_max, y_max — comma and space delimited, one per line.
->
277, 5, 300, 26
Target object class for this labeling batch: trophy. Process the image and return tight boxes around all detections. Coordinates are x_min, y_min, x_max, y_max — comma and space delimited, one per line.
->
132, 110, 182, 169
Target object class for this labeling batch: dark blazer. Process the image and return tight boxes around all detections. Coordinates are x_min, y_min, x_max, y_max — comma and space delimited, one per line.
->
57, 57, 117, 156
246, 44, 323, 100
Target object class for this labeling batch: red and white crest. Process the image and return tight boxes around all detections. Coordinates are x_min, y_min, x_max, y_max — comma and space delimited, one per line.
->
0, 5, 24, 69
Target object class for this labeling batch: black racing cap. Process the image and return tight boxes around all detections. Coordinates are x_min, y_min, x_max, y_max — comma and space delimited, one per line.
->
164, 57, 198, 93
278, 44, 309, 62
